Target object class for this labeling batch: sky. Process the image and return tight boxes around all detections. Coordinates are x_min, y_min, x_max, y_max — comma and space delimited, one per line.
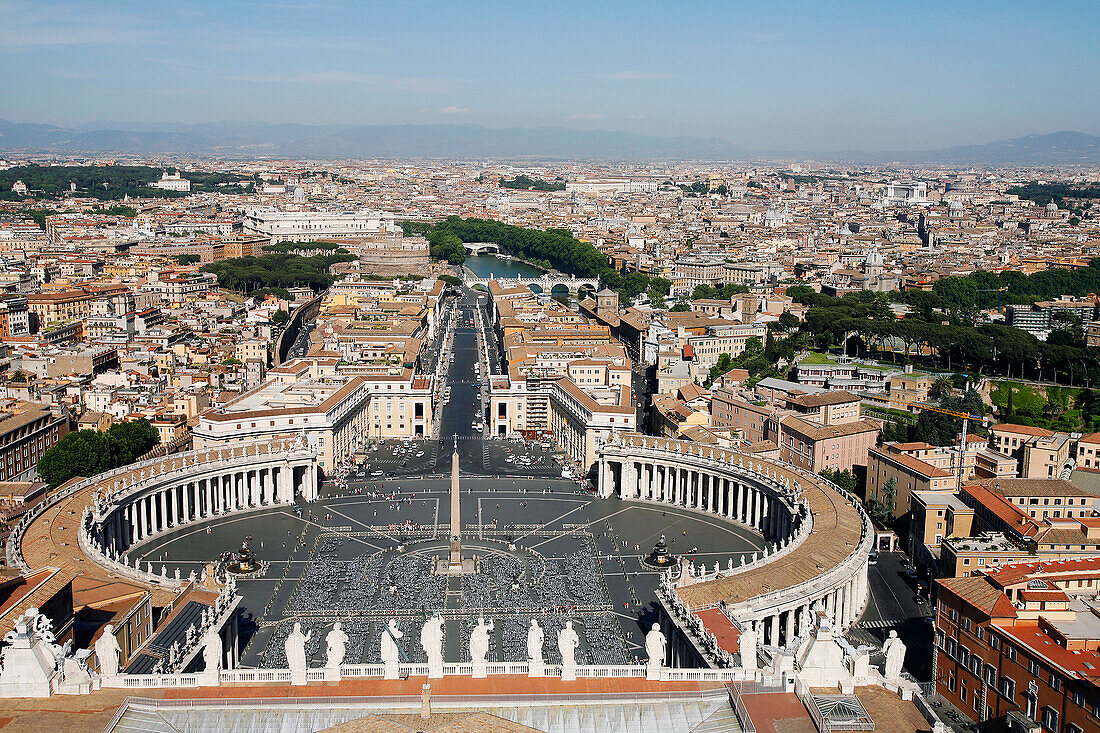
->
1, 0, 1097, 151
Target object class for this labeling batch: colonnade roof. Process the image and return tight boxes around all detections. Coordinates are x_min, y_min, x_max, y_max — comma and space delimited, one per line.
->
9, 443, 305, 632
11, 480, 176, 631
605, 435, 866, 609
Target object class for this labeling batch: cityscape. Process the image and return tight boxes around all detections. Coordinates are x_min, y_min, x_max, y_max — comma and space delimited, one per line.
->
0, 2, 1098, 732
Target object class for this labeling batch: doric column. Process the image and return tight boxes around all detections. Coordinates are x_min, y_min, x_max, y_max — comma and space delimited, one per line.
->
770, 615, 780, 647
785, 608, 795, 643
157, 491, 166, 532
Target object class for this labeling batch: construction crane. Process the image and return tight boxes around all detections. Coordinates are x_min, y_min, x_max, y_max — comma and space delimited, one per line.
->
882, 396, 988, 491
975, 286, 1009, 309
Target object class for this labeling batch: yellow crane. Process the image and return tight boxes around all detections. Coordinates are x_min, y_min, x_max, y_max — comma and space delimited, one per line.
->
882, 396, 988, 491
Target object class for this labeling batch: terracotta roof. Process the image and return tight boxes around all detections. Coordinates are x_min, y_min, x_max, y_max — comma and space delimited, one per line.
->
979, 477, 1089, 498
870, 446, 950, 478
991, 423, 1056, 438
787, 390, 859, 408
781, 415, 879, 442
937, 575, 1017, 618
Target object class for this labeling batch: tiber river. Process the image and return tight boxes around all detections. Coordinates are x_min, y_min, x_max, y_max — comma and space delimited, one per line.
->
462, 253, 545, 280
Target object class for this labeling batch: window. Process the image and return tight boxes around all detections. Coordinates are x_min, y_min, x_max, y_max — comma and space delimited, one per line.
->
1040, 706, 1057, 731
1000, 676, 1015, 700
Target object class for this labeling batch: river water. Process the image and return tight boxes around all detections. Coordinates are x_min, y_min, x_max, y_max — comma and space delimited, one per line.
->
463, 254, 544, 279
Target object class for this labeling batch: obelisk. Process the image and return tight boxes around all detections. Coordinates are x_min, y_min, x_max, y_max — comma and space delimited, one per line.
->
450, 441, 461, 539
447, 440, 468, 574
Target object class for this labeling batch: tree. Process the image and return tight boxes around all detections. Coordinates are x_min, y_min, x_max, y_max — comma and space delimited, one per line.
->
670, 299, 691, 312
438, 274, 463, 287
870, 477, 898, 522
777, 311, 800, 330
37, 419, 160, 488
708, 353, 734, 385
177, 254, 201, 265
105, 420, 160, 466
930, 374, 955, 399
271, 309, 290, 326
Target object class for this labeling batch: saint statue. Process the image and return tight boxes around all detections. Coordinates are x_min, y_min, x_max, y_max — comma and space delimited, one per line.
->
557, 621, 579, 670
202, 627, 222, 672
470, 617, 493, 664
325, 622, 348, 669
882, 630, 906, 679
284, 622, 311, 674
526, 619, 544, 664
380, 619, 403, 667
738, 623, 757, 670
420, 613, 444, 676
645, 623, 666, 670
95, 624, 121, 677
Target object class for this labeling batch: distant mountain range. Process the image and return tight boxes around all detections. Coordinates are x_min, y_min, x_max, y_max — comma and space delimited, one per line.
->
0, 119, 1097, 164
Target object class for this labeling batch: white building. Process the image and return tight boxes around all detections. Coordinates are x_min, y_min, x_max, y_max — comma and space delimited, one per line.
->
565, 178, 660, 195
881, 181, 929, 207
151, 171, 191, 192
242, 208, 401, 243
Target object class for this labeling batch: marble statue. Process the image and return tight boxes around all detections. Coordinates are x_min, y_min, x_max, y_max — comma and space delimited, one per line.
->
420, 613, 444, 678
284, 623, 311, 675
800, 606, 814, 635
738, 623, 757, 671
645, 623, 666, 672
882, 630, 906, 679
558, 621, 579, 680
526, 619, 544, 664
470, 617, 493, 677
381, 619, 403, 679
325, 622, 348, 669
94, 624, 121, 677
202, 627, 222, 672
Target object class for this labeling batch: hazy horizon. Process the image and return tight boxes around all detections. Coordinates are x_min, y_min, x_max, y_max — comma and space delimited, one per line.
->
2, 0, 1097, 152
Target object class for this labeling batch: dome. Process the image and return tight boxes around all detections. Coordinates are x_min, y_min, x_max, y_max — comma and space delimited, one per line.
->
1046, 202, 1058, 212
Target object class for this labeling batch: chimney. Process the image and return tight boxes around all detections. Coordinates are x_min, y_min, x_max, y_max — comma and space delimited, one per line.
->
421, 683, 431, 720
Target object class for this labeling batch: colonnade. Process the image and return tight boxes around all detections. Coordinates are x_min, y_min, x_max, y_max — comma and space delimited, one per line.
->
598, 434, 873, 661
100, 463, 311, 554
599, 458, 794, 540
83, 443, 319, 561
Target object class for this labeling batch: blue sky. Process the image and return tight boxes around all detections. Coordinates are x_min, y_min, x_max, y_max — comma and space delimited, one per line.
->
1, 0, 1096, 150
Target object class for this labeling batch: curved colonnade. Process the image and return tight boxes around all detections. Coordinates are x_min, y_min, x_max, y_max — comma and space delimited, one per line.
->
597, 434, 874, 662
8, 440, 319, 592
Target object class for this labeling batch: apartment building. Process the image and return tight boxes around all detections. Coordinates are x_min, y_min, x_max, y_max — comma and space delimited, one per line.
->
866, 442, 959, 518
935, 559, 1100, 731
0, 405, 70, 482
990, 424, 1073, 479
775, 415, 880, 473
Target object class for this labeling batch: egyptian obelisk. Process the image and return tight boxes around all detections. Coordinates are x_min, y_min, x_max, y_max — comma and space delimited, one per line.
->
449, 440, 461, 563
446, 440, 474, 574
